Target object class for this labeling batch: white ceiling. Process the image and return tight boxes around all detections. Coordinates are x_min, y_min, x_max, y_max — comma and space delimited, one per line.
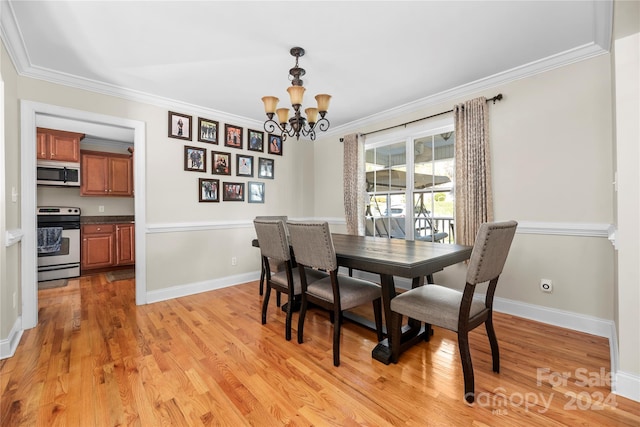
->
1, 1, 612, 133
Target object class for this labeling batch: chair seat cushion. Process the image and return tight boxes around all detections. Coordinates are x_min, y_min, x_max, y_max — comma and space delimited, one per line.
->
271, 267, 328, 294
390, 284, 486, 332
307, 275, 381, 311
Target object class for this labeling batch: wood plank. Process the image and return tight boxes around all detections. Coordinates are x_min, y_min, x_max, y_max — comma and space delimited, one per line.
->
1, 274, 639, 426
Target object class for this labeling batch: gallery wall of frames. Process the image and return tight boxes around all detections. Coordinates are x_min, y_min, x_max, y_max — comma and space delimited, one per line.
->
168, 111, 282, 204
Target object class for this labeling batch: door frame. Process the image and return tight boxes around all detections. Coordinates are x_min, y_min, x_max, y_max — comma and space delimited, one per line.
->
20, 101, 146, 329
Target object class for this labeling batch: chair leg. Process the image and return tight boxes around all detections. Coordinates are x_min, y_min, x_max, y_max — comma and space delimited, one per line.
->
390, 311, 403, 363
485, 316, 500, 373
424, 323, 432, 342
261, 285, 271, 325
333, 308, 342, 366
458, 331, 475, 403
284, 292, 293, 341
297, 294, 308, 344
276, 291, 281, 307
372, 298, 384, 342
259, 263, 265, 296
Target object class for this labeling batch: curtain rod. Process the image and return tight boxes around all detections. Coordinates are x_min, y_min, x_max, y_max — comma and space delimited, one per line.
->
342, 93, 503, 140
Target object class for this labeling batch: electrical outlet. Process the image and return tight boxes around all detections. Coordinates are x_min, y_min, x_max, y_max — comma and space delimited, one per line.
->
231, 257, 237, 266
540, 279, 553, 293
98, 205, 105, 213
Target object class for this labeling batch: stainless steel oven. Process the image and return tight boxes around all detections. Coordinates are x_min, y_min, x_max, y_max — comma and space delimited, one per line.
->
37, 206, 81, 281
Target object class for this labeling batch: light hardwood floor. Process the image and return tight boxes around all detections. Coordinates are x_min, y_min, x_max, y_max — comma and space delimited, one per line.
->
1, 274, 639, 426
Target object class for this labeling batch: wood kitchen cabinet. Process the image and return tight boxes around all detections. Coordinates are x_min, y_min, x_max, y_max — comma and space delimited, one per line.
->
37, 127, 84, 162
80, 150, 133, 197
81, 224, 115, 270
82, 223, 135, 271
115, 223, 135, 265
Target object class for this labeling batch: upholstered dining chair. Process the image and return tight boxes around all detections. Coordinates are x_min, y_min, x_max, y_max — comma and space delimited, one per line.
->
389, 220, 517, 403
253, 219, 327, 340
287, 220, 384, 366
255, 216, 288, 298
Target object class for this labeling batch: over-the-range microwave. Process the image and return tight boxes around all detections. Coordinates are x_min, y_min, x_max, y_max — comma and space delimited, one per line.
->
36, 160, 81, 187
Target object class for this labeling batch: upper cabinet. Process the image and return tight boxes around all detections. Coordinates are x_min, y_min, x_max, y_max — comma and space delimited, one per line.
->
37, 127, 84, 162
80, 150, 133, 197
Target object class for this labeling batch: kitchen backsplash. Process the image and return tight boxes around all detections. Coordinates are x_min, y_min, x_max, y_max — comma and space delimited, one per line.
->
37, 186, 134, 216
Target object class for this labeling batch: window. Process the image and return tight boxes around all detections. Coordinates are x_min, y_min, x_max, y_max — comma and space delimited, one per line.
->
365, 121, 455, 243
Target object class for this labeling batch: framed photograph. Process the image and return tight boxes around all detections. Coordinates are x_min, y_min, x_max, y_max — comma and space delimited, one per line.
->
248, 129, 264, 152
224, 124, 243, 149
168, 111, 192, 140
184, 146, 206, 172
222, 182, 245, 202
248, 181, 265, 204
236, 154, 254, 177
199, 178, 219, 202
198, 117, 219, 144
212, 151, 231, 175
258, 157, 274, 179
267, 134, 283, 155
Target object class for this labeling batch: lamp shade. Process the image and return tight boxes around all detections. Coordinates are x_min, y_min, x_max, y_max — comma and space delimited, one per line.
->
315, 94, 331, 112
305, 107, 319, 124
287, 86, 306, 106
276, 108, 290, 125
261, 96, 279, 114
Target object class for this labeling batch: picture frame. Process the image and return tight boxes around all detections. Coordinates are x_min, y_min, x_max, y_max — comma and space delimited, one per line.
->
247, 129, 264, 152
198, 178, 220, 202
198, 117, 219, 144
248, 181, 265, 204
267, 133, 283, 155
168, 111, 192, 140
212, 151, 231, 175
184, 146, 206, 172
224, 124, 243, 149
258, 157, 274, 179
236, 154, 254, 177
222, 182, 245, 202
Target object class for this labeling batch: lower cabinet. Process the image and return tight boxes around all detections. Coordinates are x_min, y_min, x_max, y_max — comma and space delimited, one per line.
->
82, 223, 135, 271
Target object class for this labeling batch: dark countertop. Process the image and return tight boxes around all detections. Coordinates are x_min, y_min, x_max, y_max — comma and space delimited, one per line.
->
81, 215, 135, 224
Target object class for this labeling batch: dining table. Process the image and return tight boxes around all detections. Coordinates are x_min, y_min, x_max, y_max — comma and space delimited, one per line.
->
252, 233, 473, 364
330, 234, 472, 364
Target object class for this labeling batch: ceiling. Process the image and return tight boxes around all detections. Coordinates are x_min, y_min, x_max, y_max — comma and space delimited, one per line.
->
1, 1, 612, 133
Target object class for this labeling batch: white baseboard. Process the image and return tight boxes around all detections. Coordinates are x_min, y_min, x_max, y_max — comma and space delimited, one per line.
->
615, 371, 640, 402
491, 296, 616, 339
0, 316, 23, 360
146, 271, 260, 304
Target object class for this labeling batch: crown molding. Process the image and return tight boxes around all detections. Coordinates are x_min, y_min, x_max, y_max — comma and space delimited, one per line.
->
1, 0, 612, 134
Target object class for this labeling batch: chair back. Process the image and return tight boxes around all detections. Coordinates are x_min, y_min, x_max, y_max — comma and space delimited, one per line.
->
287, 221, 338, 271
255, 215, 288, 222
466, 220, 517, 285
253, 219, 290, 262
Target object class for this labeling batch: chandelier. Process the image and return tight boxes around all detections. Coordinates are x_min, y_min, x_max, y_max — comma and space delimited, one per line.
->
261, 47, 331, 141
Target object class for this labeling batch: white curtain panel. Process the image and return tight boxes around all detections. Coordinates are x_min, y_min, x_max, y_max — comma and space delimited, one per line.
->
454, 97, 494, 246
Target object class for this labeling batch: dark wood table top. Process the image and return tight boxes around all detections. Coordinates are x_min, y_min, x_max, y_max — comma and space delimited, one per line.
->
330, 233, 473, 279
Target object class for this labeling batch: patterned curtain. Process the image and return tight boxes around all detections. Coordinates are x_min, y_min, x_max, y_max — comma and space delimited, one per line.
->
454, 97, 494, 246
343, 133, 366, 235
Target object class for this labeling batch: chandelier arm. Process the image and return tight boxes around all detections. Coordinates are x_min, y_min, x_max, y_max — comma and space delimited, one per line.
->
316, 117, 331, 133
263, 119, 282, 135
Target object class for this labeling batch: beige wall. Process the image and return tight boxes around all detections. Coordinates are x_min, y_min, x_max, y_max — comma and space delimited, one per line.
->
613, 31, 640, 389
2, 41, 20, 339
313, 54, 615, 319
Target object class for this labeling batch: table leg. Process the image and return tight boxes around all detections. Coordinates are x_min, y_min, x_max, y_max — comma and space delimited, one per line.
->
372, 274, 432, 364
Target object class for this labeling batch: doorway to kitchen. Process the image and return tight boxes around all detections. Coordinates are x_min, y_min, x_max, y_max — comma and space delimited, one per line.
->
20, 101, 146, 330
